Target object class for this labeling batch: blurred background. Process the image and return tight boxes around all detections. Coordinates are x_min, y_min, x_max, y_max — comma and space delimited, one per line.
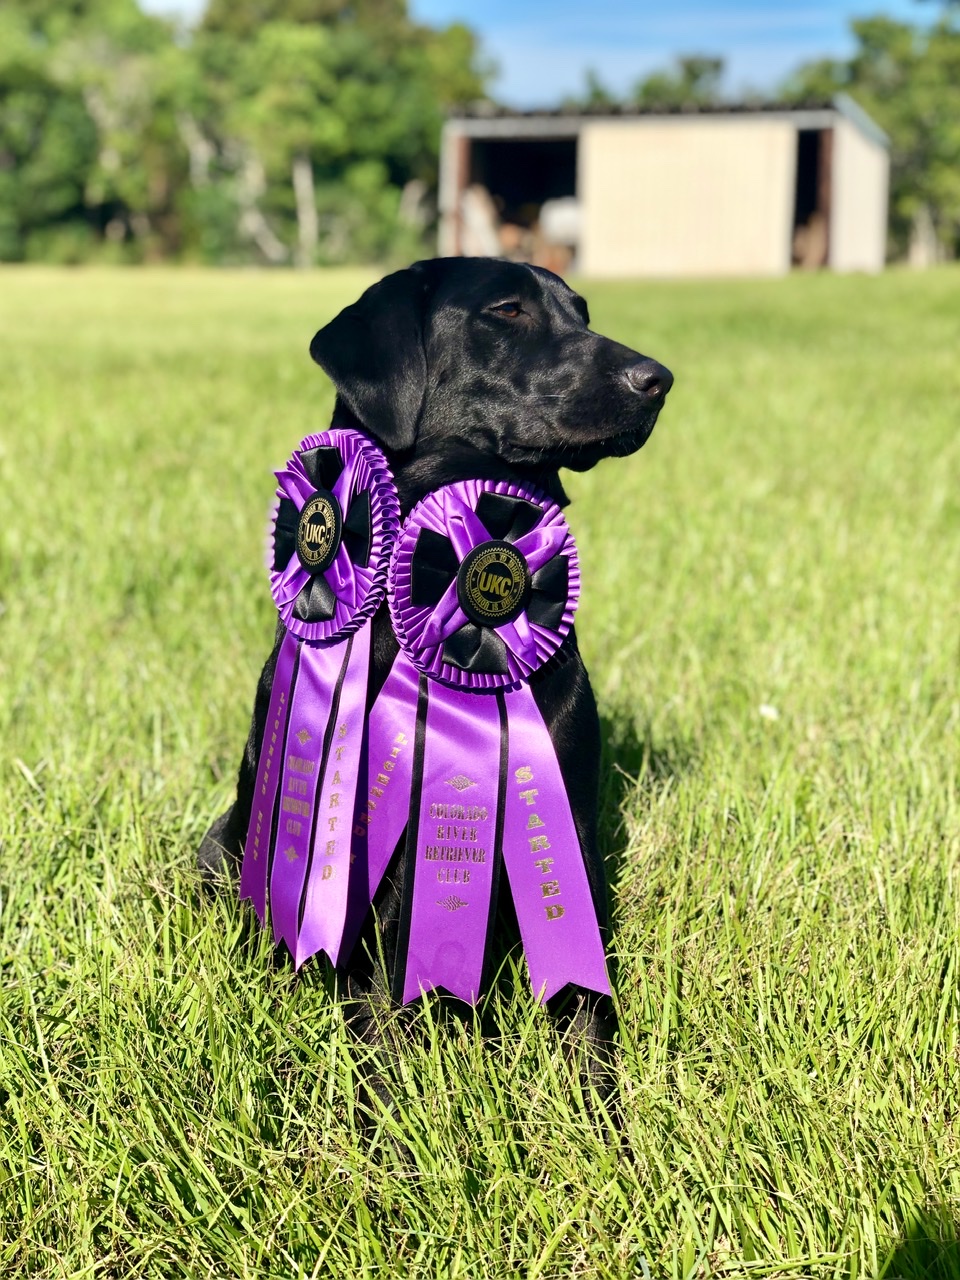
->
1, 0, 958, 274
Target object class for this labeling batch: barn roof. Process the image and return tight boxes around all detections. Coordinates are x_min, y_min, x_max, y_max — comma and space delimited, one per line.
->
447, 94, 888, 148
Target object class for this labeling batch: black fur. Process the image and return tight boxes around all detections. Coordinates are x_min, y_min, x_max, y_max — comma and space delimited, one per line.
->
198, 257, 672, 1083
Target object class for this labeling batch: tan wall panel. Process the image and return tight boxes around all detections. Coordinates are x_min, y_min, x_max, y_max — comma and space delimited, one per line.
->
829, 117, 889, 272
579, 119, 796, 278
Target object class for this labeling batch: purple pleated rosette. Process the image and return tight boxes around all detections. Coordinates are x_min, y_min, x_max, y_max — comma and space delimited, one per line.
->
240, 427, 399, 964
269, 429, 399, 642
388, 479, 579, 691
372, 479, 608, 1005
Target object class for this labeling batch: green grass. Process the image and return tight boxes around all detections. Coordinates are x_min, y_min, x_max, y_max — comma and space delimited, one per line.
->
1, 263, 958, 1278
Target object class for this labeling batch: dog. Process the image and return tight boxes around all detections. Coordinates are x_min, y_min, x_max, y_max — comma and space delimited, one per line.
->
198, 257, 672, 1077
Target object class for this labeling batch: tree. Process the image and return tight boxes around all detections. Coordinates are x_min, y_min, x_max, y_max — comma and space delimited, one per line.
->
0, 12, 98, 259
561, 68, 619, 112
0, 0, 190, 260
191, 0, 487, 265
632, 56, 725, 110
199, 0, 410, 41
563, 57, 726, 113
781, 14, 960, 260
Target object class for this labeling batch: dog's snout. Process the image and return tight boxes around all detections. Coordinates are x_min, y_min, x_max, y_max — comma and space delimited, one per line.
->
624, 358, 674, 402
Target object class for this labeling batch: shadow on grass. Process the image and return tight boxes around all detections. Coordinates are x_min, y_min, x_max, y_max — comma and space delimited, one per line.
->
881, 1210, 960, 1279
597, 709, 698, 893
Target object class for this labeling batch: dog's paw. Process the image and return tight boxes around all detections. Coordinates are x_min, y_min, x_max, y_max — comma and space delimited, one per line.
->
197, 809, 240, 885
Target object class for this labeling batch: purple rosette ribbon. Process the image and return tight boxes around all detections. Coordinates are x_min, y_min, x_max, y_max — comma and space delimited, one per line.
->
240, 429, 399, 969
358, 480, 610, 1005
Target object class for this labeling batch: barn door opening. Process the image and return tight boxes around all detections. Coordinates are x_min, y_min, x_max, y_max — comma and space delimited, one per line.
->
458, 136, 579, 275
792, 128, 832, 268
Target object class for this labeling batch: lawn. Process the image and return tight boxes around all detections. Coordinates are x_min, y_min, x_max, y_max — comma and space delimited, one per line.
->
0, 263, 958, 1278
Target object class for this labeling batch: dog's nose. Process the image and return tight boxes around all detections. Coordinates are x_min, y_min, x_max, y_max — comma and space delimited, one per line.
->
624, 359, 674, 402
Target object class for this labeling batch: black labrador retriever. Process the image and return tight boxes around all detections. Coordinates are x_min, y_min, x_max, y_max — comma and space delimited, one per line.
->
198, 257, 672, 1075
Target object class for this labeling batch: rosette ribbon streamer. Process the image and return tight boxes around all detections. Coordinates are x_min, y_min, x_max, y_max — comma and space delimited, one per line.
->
356, 480, 611, 1006
240, 430, 399, 968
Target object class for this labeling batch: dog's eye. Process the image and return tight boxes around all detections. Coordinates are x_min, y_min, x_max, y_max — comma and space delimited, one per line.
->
488, 301, 523, 319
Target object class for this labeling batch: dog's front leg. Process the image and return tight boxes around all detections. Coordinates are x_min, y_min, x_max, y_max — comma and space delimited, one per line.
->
197, 619, 286, 880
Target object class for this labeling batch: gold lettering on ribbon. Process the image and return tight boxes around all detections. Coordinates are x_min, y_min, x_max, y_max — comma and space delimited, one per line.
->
428, 803, 489, 821
364, 732, 411, 826
434, 823, 480, 842
258, 690, 286, 804
437, 866, 471, 884
513, 765, 568, 924
286, 754, 315, 776
325, 840, 336, 857
422, 783, 491, 895
253, 687, 287, 899
424, 845, 486, 863
321, 865, 334, 881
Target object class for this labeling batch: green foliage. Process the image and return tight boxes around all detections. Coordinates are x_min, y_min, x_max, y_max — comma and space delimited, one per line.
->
561, 68, 620, 111
564, 56, 726, 113
782, 15, 960, 257
0, 0, 488, 264
632, 55, 725, 109
1, 264, 959, 1275
0, 28, 97, 261
200, 0, 410, 41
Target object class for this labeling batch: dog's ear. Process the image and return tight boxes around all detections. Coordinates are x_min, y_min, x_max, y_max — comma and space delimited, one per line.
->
309, 263, 433, 453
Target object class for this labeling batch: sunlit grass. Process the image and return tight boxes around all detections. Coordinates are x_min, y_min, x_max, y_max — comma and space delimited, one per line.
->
1, 264, 958, 1277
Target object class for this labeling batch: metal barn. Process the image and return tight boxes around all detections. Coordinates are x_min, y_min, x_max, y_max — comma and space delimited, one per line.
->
438, 95, 889, 277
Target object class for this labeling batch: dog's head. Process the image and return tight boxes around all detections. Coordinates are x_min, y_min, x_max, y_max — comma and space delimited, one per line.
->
309, 258, 672, 483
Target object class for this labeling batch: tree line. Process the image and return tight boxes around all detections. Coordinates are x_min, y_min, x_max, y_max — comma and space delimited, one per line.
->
2, 1, 958, 265
0, 0, 487, 264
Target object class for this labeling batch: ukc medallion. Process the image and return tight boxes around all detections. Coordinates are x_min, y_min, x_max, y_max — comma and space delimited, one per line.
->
458, 540, 531, 627
295, 490, 342, 574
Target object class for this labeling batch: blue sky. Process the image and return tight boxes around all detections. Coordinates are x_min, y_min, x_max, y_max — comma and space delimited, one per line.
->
141, 0, 932, 105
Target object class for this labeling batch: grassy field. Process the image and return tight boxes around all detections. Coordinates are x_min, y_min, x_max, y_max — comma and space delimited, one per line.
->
0, 263, 958, 1278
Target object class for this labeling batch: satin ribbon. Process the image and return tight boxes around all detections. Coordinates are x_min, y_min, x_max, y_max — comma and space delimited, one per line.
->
359, 655, 610, 1003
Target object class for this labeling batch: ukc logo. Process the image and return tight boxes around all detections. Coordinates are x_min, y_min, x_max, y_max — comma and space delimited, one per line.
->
458, 540, 531, 627
296, 490, 342, 574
